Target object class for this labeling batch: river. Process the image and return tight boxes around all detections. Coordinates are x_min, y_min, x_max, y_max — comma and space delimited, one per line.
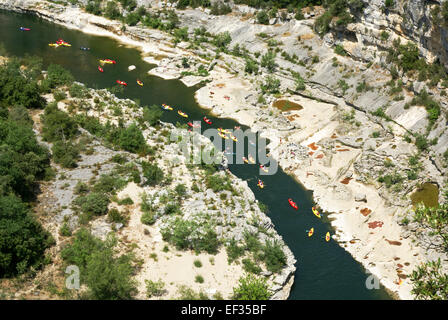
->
0, 10, 391, 300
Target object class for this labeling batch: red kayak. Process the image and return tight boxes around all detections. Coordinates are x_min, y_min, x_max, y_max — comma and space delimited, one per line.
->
203, 117, 212, 125
20, 27, 31, 31
188, 122, 200, 128
98, 66, 104, 73
288, 198, 298, 210
116, 80, 127, 86
104, 59, 116, 64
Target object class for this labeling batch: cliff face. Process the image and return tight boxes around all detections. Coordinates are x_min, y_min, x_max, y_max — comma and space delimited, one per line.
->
344, 1, 445, 66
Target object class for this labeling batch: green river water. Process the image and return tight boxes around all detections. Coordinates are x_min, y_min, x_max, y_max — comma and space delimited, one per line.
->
0, 10, 392, 300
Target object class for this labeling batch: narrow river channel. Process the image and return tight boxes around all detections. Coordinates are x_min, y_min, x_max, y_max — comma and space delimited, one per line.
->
0, 10, 391, 299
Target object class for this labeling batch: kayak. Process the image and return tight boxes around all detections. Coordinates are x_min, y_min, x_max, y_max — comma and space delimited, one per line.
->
257, 179, 264, 189
260, 165, 269, 173
218, 132, 229, 139
178, 110, 188, 118
98, 66, 104, 73
218, 128, 231, 134
161, 104, 173, 111
48, 43, 59, 47
288, 198, 298, 210
100, 59, 116, 64
19, 27, 31, 31
312, 206, 321, 218
56, 39, 71, 47
242, 157, 249, 164
325, 232, 330, 242
308, 228, 314, 237
203, 117, 212, 125
80, 47, 90, 51
187, 122, 200, 128
248, 155, 255, 164
116, 80, 127, 86
230, 135, 238, 142
137, 79, 144, 86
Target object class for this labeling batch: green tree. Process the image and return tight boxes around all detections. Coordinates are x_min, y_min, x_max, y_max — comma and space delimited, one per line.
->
119, 123, 146, 153
232, 274, 270, 300
0, 194, 54, 277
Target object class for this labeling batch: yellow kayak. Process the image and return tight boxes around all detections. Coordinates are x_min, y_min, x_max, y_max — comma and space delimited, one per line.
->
242, 157, 249, 164
161, 104, 173, 111
218, 132, 229, 139
230, 135, 238, 142
325, 232, 330, 242
178, 110, 188, 118
308, 228, 314, 237
48, 43, 59, 47
218, 128, 231, 134
257, 179, 264, 189
312, 206, 321, 219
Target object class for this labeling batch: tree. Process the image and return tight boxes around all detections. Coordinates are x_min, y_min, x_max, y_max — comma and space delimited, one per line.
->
119, 123, 146, 153
260, 50, 277, 72
232, 274, 270, 300
0, 194, 54, 277
257, 10, 270, 25
104, 1, 122, 20
41, 103, 79, 142
45, 64, 74, 89
411, 259, 448, 300
142, 162, 164, 186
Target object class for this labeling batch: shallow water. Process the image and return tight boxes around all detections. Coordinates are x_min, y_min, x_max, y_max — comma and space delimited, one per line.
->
0, 10, 392, 300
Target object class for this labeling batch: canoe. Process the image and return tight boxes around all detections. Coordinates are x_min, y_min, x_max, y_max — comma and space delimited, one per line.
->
137, 79, 144, 86
203, 117, 212, 125
178, 110, 188, 118
48, 43, 59, 47
260, 165, 268, 173
308, 228, 314, 237
116, 80, 127, 86
218, 132, 229, 139
80, 47, 90, 51
103, 59, 116, 64
98, 66, 104, 73
230, 135, 238, 142
257, 179, 264, 189
312, 206, 321, 218
20, 27, 31, 31
218, 128, 231, 134
161, 104, 173, 111
242, 157, 249, 164
325, 232, 330, 242
288, 198, 298, 210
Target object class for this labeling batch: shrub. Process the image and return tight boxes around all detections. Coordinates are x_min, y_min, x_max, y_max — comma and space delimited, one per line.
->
194, 259, 202, 268
261, 240, 287, 273
75, 192, 110, 216
260, 50, 277, 72
104, 1, 122, 20
257, 10, 269, 25
143, 105, 163, 126
0, 194, 54, 277
145, 279, 166, 298
107, 208, 128, 224
242, 258, 262, 274
41, 103, 78, 142
226, 239, 245, 264
142, 162, 164, 186
260, 76, 280, 94
205, 174, 233, 193
61, 229, 137, 299
45, 64, 74, 89
69, 83, 87, 98
141, 210, 156, 225
232, 274, 270, 300
51, 140, 80, 168
195, 275, 204, 283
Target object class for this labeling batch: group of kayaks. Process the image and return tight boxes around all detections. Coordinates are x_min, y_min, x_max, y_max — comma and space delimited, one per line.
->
287, 201, 330, 241
45, 35, 144, 88
49, 38, 72, 48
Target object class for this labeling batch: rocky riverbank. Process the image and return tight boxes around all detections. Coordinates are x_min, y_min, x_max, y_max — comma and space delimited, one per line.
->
1, 0, 447, 299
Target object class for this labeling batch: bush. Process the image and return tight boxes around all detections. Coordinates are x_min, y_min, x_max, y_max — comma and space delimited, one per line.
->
0, 115, 50, 199
69, 83, 87, 98
45, 64, 74, 89
61, 229, 137, 299
119, 123, 146, 153
257, 10, 270, 25
205, 174, 233, 193
145, 279, 166, 298
261, 240, 287, 273
75, 192, 110, 216
0, 194, 54, 277
242, 258, 262, 274
260, 50, 277, 72
41, 103, 79, 142
107, 208, 128, 224
142, 162, 164, 186
51, 140, 80, 168
195, 275, 204, 283
104, 1, 122, 20
226, 238, 245, 264
143, 105, 163, 126
260, 76, 280, 94
141, 211, 156, 225
232, 274, 270, 300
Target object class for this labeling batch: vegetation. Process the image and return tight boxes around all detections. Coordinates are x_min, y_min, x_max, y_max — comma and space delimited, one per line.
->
232, 274, 270, 300
145, 279, 166, 298
61, 228, 137, 299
